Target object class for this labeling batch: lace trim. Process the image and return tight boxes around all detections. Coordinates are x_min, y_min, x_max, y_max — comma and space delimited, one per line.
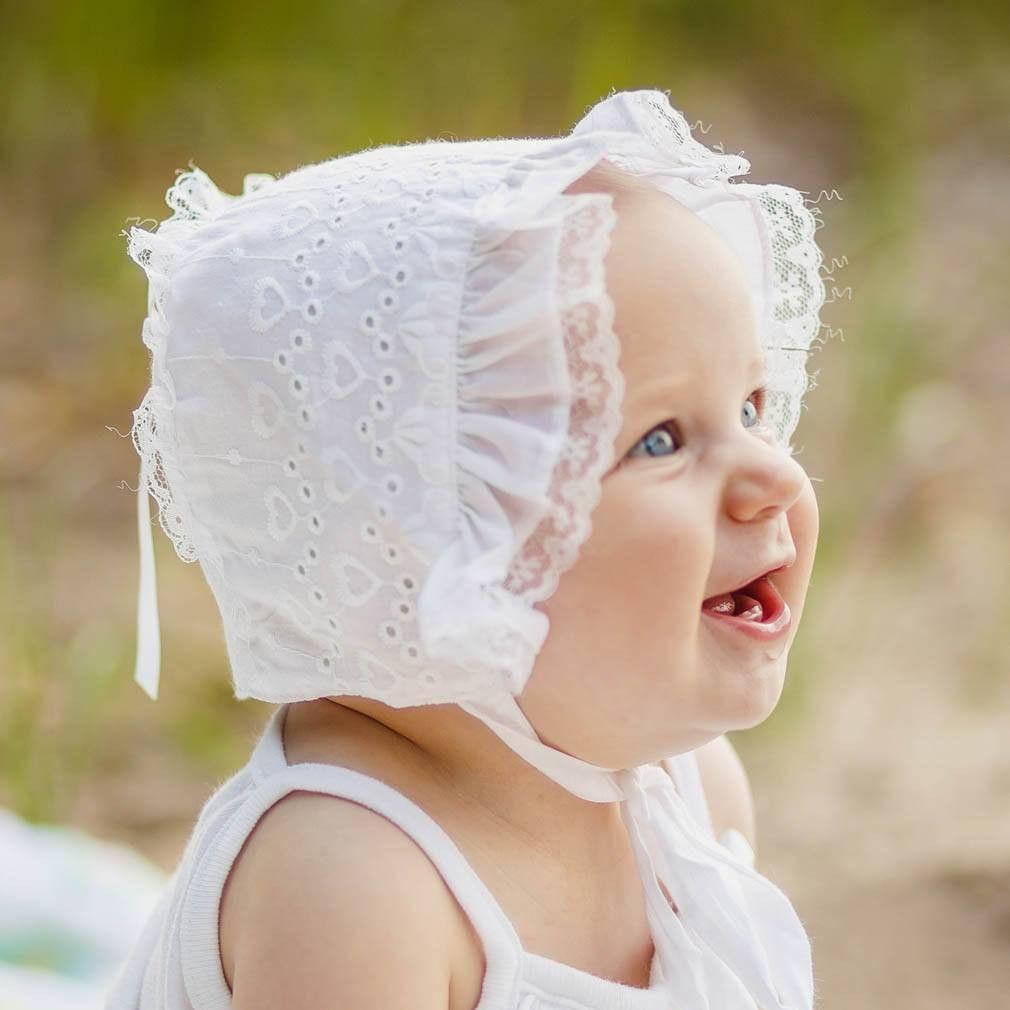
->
124, 167, 275, 565
504, 192, 623, 604
637, 88, 753, 184
752, 183, 828, 453
131, 388, 199, 562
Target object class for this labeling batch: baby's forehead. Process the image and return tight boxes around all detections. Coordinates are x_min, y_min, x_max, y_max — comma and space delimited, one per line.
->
608, 190, 759, 333
599, 194, 766, 418
611, 185, 752, 282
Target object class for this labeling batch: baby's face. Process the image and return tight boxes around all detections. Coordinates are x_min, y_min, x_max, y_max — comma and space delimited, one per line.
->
519, 187, 819, 767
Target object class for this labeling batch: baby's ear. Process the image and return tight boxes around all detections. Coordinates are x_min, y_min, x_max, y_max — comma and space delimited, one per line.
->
694, 734, 757, 860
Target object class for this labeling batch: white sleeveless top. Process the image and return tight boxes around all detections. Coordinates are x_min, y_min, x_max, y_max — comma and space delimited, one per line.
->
104, 704, 753, 1010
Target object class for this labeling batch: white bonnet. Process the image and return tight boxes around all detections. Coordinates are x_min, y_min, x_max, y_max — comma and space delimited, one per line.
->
124, 87, 828, 707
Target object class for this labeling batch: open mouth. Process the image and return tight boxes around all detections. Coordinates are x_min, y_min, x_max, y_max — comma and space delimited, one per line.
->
701, 572, 786, 626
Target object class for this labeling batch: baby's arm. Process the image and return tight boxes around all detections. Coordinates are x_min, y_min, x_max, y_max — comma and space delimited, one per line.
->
693, 735, 758, 861
220, 791, 459, 1009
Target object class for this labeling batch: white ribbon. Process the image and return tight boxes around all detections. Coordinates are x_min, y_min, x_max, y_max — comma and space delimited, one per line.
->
460, 694, 814, 1009
134, 461, 161, 700
619, 764, 813, 1008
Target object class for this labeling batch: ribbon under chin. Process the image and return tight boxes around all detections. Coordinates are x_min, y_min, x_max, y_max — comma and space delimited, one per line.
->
620, 764, 814, 1010
134, 466, 161, 701
460, 692, 813, 1009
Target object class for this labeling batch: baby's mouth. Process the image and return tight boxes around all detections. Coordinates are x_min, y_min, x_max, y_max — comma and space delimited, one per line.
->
701, 574, 785, 625
704, 590, 763, 621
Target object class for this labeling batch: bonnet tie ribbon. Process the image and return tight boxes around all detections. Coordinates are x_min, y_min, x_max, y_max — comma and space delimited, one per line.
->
617, 764, 813, 1009
134, 459, 161, 700
460, 697, 813, 1010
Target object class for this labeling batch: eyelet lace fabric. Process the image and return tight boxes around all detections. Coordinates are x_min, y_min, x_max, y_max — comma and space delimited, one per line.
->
122, 88, 841, 1010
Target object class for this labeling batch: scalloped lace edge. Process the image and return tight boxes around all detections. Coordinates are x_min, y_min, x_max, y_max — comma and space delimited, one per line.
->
124, 167, 267, 567
503, 191, 623, 608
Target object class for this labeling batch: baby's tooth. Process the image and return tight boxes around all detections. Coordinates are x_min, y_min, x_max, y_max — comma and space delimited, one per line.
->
731, 593, 763, 621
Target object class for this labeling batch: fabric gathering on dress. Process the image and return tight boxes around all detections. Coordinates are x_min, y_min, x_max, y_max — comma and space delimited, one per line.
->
117, 88, 831, 1009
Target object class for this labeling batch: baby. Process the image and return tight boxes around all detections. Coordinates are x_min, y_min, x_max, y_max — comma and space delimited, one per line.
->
108, 89, 829, 1010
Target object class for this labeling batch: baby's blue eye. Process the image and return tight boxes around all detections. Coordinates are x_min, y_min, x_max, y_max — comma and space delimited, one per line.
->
743, 386, 767, 429
632, 422, 681, 459
741, 397, 759, 429
627, 389, 767, 461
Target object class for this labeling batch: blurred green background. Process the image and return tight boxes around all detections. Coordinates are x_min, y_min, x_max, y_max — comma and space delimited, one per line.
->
1, 1, 1008, 1007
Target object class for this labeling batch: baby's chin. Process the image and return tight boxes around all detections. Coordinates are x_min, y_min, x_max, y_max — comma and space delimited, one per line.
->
616, 662, 790, 764
707, 651, 790, 733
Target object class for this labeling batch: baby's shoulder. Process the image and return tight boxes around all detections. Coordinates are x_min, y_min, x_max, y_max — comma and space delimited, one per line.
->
219, 789, 464, 1008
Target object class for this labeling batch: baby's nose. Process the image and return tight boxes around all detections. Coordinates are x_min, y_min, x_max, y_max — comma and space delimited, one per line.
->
723, 443, 806, 523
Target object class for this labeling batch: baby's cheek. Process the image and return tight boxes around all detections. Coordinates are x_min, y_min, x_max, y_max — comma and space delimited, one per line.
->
540, 485, 660, 621
583, 485, 705, 617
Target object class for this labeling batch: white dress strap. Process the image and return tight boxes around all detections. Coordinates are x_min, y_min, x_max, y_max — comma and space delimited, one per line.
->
178, 705, 524, 1010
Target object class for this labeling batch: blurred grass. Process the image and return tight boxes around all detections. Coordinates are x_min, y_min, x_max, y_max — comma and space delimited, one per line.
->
1, 0, 1007, 896
0, 496, 124, 823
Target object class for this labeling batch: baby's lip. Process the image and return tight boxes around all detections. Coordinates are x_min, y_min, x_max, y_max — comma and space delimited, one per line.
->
702, 555, 796, 602
701, 576, 792, 636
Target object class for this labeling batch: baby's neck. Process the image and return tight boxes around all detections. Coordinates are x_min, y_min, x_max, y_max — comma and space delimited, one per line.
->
289, 696, 630, 865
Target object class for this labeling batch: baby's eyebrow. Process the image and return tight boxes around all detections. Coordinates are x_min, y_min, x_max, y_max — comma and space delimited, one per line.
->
630, 356, 767, 414
629, 377, 689, 414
